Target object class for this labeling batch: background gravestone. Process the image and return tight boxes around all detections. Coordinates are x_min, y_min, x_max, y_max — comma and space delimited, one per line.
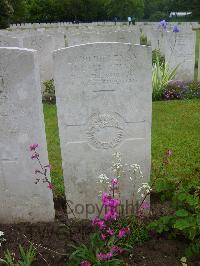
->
66, 29, 140, 46
0, 47, 55, 223
165, 31, 195, 80
0, 35, 22, 47
54, 42, 152, 219
22, 35, 55, 89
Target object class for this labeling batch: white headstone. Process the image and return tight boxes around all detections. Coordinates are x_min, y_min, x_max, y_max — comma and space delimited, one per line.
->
146, 29, 166, 55
0, 35, 22, 47
67, 30, 140, 46
53, 42, 152, 219
22, 34, 55, 85
165, 31, 196, 80
0, 47, 55, 223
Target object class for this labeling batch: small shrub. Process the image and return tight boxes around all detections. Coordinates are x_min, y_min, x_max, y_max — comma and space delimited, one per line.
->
64, 34, 68, 47
1, 245, 36, 265
164, 80, 200, 100
42, 79, 56, 104
43, 79, 55, 95
152, 49, 165, 65
152, 56, 178, 101
148, 150, 200, 259
140, 31, 147, 45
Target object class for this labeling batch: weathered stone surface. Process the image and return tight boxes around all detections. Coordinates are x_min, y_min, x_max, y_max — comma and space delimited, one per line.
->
67, 30, 140, 46
22, 35, 55, 85
0, 35, 22, 47
165, 30, 195, 80
146, 29, 166, 55
54, 43, 152, 219
0, 47, 55, 223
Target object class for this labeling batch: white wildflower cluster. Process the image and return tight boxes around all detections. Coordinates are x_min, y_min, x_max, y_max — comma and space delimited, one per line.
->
0, 231, 6, 247
97, 174, 109, 184
129, 164, 143, 181
97, 174, 110, 196
137, 183, 152, 198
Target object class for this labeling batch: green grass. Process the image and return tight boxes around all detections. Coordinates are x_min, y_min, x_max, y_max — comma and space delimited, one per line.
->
151, 99, 200, 180
43, 100, 200, 198
43, 104, 64, 198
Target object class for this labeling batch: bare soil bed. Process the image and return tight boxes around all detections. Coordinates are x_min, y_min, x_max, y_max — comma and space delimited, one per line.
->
0, 196, 199, 266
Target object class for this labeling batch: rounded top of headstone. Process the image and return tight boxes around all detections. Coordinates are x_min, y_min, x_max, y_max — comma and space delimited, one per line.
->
53, 42, 151, 56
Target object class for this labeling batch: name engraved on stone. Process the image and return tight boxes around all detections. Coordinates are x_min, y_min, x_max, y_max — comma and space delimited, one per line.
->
87, 112, 125, 149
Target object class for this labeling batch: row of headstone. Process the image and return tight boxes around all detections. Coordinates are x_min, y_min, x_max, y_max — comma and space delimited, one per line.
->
0, 28, 141, 88
10, 21, 199, 29
0, 42, 152, 222
0, 24, 198, 81
0, 33, 65, 90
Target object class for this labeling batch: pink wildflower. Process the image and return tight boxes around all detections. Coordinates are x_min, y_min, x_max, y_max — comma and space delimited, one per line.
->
111, 246, 123, 254
92, 217, 105, 229
108, 198, 120, 208
141, 201, 150, 210
118, 227, 130, 239
166, 149, 173, 157
97, 252, 113, 260
101, 233, 107, 240
101, 192, 112, 206
47, 183, 53, 190
80, 261, 92, 266
30, 144, 38, 151
107, 228, 114, 236
111, 178, 118, 186
104, 209, 118, 221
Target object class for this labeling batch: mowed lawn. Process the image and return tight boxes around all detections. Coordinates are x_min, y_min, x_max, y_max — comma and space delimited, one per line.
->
43, 100, 200, 198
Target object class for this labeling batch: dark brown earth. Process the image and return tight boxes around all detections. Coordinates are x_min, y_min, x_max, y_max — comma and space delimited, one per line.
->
0, 196, 199, 266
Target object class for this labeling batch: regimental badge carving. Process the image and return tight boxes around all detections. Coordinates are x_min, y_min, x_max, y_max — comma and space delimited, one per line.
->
87, 112, 125, 149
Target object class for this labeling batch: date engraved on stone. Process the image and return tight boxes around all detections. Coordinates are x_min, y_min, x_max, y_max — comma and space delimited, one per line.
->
87, 112, 125, 149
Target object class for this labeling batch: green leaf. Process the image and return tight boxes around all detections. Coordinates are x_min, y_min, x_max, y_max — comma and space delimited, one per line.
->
174, 218, 192, 230
155, 178, 170, 192
177, 192, 188, 201
175, 209, 189, 217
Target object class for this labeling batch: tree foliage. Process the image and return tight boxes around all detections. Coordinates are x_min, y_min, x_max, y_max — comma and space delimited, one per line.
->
0, 0, 13, 28
0, 0, 199, 27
